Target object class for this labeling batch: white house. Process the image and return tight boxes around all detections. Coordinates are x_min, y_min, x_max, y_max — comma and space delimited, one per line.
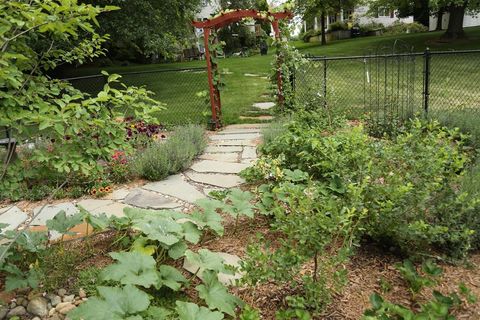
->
305, 5, 480, 33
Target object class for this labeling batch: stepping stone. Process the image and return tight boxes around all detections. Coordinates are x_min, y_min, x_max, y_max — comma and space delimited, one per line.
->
210, 133, 261, 141
205, 146, 243, 153
96, 202, 130, 217
32, 203, 79, 226
217, 128, 262, 135
190, 160, 250, 174
242, 146, 257, 159
253, 102, 275, 110
105, 188, 130, 201
199, 153, 239, 163
212, 140, 258, 147
183, 251, 244, 286
77, 199, 114, 212
224, 123, 269, 130
77, 199, 128, 217
244, 73, 259, 77
0, 206, 28, 232
124, 189, 181, 210
185, 172, 244, 188
239, 115, 274, 121
143, 174, 205, 203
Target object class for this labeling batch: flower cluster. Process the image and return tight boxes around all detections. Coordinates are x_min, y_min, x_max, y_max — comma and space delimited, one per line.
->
111, 150, 127, 165
124, 117, 164, 140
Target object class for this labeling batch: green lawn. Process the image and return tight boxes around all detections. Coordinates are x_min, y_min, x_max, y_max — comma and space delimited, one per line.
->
292, 26, 480, 56
63, 26, 480, 125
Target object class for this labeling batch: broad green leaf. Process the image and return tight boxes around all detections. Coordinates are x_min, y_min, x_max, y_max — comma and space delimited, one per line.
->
84, 212, 110, 231
144, 306, 171, 320
181, 221, 202, 244
175, 301, 224, 320
157, 265, 187, 291
131, 236, 156, 256
196, 270, 243, 316
190, 209, 224, 236
184, 249, 230, 275
168, 241, 187, 260
69, 285, 150, 320
46, 210, 85, 235
224, 189, 255, 218
134, 216, 183, 247
101, 252, 159, 288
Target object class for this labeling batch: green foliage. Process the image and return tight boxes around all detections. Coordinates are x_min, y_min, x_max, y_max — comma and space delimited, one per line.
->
384, 21, 428, 34
175, 301, 224, 320
134, 125, 206, 180
395, 260, 442, 295
101, 252, 159, 288
363, 265, 477, 320
0, 0, 164, 200
196, 270, 244, 316
328, 22, 349, 32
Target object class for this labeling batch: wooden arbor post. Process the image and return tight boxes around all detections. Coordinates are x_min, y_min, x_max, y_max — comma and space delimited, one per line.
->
193, 9, 292, 130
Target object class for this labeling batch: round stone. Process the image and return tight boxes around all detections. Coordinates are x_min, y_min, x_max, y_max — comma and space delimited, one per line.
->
27, 297, 48, 317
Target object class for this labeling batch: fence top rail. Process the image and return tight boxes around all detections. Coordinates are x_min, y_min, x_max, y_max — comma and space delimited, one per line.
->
305, 49, 480, 61
60, 66, 207, 81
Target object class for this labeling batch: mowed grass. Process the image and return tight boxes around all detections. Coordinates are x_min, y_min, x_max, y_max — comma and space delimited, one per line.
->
62, 26, 480, 125
62, 55, 274, 125
292, 26, 480, 56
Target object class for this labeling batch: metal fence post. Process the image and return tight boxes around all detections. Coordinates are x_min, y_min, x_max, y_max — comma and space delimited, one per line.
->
323, 56, 327, 108
423, 48, 431, 114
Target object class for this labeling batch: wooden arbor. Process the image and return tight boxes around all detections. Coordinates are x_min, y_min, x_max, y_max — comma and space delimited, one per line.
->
193, 9, 293, 129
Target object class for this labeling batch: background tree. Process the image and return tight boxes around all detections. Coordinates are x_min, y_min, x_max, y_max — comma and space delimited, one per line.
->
296, 0, 358, 45
82, 0, 203, 63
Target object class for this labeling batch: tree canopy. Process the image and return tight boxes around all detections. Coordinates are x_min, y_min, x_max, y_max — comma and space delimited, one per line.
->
83, 0, 203, 61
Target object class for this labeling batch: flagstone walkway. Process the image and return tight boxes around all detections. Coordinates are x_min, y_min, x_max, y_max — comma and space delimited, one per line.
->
0, 123, 268, 240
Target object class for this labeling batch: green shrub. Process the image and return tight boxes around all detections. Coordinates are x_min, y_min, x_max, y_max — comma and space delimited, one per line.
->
250, 111, 480, 259
359, 22, 385, 34
328, 22, 348, 32
134, 125, 206, 180
384, 21, 428, 34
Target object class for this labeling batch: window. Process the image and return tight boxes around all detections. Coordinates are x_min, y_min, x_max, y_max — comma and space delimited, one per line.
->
377, 7, 388, 17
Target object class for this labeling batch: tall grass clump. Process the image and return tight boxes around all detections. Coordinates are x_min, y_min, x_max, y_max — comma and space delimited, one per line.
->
134, 124, 206, 180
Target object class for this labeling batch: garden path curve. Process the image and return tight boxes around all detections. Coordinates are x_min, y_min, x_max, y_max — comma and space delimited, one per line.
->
0, 123, 268, 241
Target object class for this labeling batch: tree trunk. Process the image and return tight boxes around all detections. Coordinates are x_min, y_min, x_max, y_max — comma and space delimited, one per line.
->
320, 12, 326, 46
436, 8, 444, 30
413, 0, 430, 27
442, 4, 466, 39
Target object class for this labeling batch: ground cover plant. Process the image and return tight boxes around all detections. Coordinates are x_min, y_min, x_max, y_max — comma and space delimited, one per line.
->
0, 188, 258, 319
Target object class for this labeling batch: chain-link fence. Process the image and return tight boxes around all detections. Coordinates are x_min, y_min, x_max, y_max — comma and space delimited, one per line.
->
295, 50, 480, 125
62, 67, 209, 125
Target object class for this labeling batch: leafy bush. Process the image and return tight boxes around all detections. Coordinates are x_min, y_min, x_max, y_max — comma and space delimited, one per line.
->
384, 21, 428, 34
134, 125, 206, 180
359, 22, 385, 34
248, 110, 480, 260
328, 22, 348, 32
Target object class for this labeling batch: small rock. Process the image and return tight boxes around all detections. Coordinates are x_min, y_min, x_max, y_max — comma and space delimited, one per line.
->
50, 315, 62, 320
78, 289, 86, 299
8, 302, 15, 309
27, 297, 48, 317
49, 307, 56, 316
74, 300, 83, 306
58, 303, 76, 315
15, 297, 25, 307
32, 317, 41, 320
62, 295, 74, 303
7, 306, 26, 318
57, 289, 67, 297
55, 302, 72, 312
47, 294, 61, 307
0, 307, 7, 320
27, 291, 42, 301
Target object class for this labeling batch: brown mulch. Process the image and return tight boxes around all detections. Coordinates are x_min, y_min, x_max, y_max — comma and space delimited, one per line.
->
190, 212, 480, 319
